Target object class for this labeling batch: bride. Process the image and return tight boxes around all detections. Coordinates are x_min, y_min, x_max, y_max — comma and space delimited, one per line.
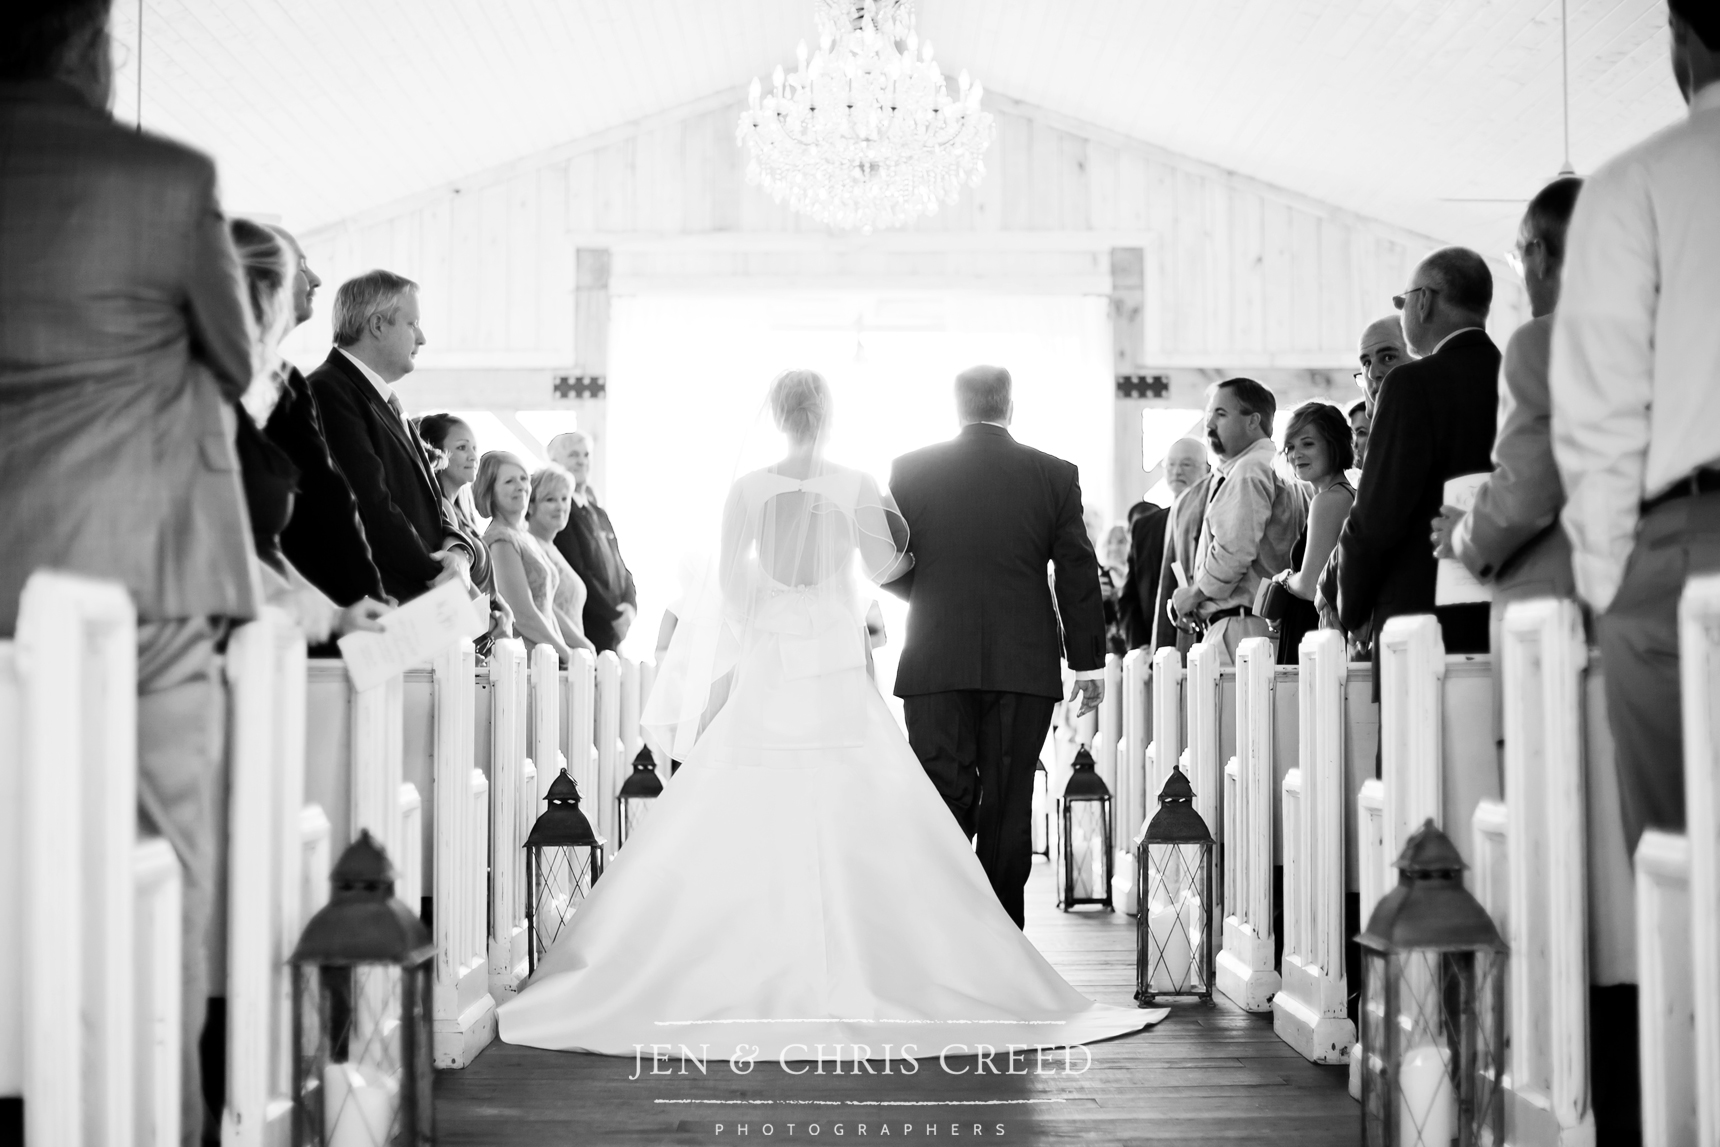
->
496, 370, 1164, 1060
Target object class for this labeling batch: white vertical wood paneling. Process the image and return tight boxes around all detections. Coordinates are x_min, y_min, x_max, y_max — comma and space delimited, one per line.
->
1217, 636, 1280, 1013
486, 639, 531, 1000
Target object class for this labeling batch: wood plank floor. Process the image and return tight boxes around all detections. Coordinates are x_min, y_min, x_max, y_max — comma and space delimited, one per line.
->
436, 860, 1358, 1145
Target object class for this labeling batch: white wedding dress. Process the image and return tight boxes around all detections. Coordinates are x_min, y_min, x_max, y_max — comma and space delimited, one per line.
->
495, 463, 1165, 1059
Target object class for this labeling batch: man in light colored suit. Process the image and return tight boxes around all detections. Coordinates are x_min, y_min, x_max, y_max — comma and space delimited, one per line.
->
1151, 437, 1212, 656
0, 3, 259, 1140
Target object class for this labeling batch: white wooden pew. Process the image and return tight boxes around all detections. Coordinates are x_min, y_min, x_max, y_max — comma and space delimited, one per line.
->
1183, 645, 1224, 904
431, 640, 496, 1067
1119, 649, 1152, 858
1218, 636, 1280, 1012
1497, 598, 1593, 1144
595, 652, 624, 843
531, 645, 561, 808
1636, 830, 1695, 1147
1146, 646, 1183, 824
1681, 572, 1720, 1145
487, 639, 533, 1000
1274, 630, 1354, 1064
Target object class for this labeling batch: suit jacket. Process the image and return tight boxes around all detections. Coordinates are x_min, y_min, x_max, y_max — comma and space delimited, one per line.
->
552, 495, 637, 653
1450, 314, 1575, 603
1150, 476, 1212, 652
886, 423, 1105, 699
1335, 328, 1501, 635
308, 349, 458, 604
0, 81, 259, 634
265, 365, 386, 606
1117, 505, 1169, 649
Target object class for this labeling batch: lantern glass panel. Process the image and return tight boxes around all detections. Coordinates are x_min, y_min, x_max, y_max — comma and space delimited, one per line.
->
1057, 795, 1113, 908
1137, 840, 1210, 998
1361, 948, 1506, 1147
528, 843, 604, 970
618, 797, 653, 846
293, 961, 432, 1146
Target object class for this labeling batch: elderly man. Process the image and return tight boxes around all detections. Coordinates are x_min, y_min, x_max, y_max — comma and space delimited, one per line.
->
310, 271, 472, 604
263, 227, 387, 612
1334, 248, 1500, 675
1150, 437, 1213, 654
0, 2, 259, 1139
1171, 380, 1303, 665
548, 431, 637, 653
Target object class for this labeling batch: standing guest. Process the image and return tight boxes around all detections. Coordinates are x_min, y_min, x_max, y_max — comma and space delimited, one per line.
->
0, 4, 258, 1140
1432, 178, 1583, 684
1262, 402, 1355, 664
1118, 499, 1169, 650
1151, 438, 1214, 654
1170, 380, 1304, 666
477, 451, 576, 665
1356, 314, 1414, 414
548, 431, 638, 653
888, 365, 1106, 929
417, 412, 515, 652
1348, 399, 1372, 472
1332, 248, 1500, 664
525, 464, 596, 657
262, 225, 387, 610
1088, 510, 1127, 657
310, 270, 473, 604
1553, 2, 1720, 853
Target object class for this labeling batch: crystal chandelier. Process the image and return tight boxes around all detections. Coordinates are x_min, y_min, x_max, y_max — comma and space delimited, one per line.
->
736, 0, 995, 232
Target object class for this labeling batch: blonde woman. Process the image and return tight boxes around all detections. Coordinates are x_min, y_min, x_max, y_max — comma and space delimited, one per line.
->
476, 450, 576, 665
524, 464, 594, 655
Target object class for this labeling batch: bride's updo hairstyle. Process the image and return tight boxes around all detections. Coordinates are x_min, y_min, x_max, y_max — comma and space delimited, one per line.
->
769, 369, 830, 442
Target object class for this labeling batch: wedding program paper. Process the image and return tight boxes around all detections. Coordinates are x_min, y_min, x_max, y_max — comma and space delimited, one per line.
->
1435, 472, 1492, 607
338, 579, 488, 691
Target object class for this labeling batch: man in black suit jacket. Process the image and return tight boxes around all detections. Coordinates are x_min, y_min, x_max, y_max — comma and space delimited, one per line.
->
1117, 500, 1168, 649
310, 271, 472, 604
888, 366, 1106, 928
1333, 247, 1501, 669
549, 431, 638, 653
264, 227, 387, 609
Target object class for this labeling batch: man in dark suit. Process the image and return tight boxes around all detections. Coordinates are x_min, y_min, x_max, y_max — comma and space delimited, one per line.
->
888, 366, 1106, 928
263, 227, 387, 610
310, 271, 473, 604
548, 431, 638, 653
1333, 247, 1501, 667
0, 3, 260, 1137
1118, 500, 1168, 649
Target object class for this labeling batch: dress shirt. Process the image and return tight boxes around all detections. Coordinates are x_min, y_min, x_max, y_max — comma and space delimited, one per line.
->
1552, 82, 1720, 611
337, 346, 395, 406
1433, 326, 1485, 354
1191, 436, 1303, 616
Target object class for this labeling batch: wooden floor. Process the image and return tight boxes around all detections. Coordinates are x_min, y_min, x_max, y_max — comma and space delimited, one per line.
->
436, 860, 1358, 1145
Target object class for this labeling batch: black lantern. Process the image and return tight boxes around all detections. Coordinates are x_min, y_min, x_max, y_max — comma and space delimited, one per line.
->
1134, 765, 1215, 1004
525, 768, 607, 973
1031, 757, 1050, 858
1358, 819, 1506, 1147
290, 830, 434, 1147
616, 745, 664, 848
1056, 745, 1114, 911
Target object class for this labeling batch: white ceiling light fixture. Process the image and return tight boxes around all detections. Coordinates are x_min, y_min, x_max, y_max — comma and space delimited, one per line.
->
736, 0, 996, 232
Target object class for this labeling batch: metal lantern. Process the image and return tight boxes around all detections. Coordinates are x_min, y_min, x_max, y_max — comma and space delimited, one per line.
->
1056, 745, 1114, 911
1030, 756, 1050, 858
290, 830, 434, 1147
524, 768, 607, 973
1134, 765, 1215, 1004
615, 745, 664, 848
1358, 819, 1506, 1147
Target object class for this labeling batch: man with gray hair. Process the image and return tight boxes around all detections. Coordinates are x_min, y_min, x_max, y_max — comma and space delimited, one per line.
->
547, 430, 637, 653
887, 365, 1106, 928
309, 269, 473, 603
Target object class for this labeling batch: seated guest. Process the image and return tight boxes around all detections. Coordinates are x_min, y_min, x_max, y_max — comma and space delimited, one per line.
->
416, 412, 514, 651
524, 463, 596, 656
228, 218, 387, 643
1118, 499, 1169, 650
1347, 399, 1371, 472
548, 431, 638, 653
261, 225, 387, 609
0, 4, 259, 1136
1170, 379, 1304, 665
1332, 248, 1500, 675
477, 450, 576, 665
1151, 437, 1213, 655
1262, 401, 1355, 664
310, 270, 474, 603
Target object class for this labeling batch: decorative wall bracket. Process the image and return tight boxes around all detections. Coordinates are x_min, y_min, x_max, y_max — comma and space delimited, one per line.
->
1116, 373, 1170, 399
552, 374, 606, 400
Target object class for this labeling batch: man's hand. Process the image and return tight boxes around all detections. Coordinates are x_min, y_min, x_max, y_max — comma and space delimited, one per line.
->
430, 548, 473, 591
1069, 677, 1105, 718
335, 597, 390, 637
1170, 585, 1203, 626
1430, 506, 1463, 560
615, 602, 636, 640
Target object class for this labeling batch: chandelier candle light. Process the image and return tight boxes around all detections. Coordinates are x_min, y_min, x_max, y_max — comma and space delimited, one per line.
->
736, 0, 996, 231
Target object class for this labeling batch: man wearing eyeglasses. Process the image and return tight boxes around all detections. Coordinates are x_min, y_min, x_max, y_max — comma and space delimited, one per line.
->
1330, 247, 1501, 695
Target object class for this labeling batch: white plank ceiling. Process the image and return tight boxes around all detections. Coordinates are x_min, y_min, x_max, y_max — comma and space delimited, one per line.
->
109, 0, 1685, 251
